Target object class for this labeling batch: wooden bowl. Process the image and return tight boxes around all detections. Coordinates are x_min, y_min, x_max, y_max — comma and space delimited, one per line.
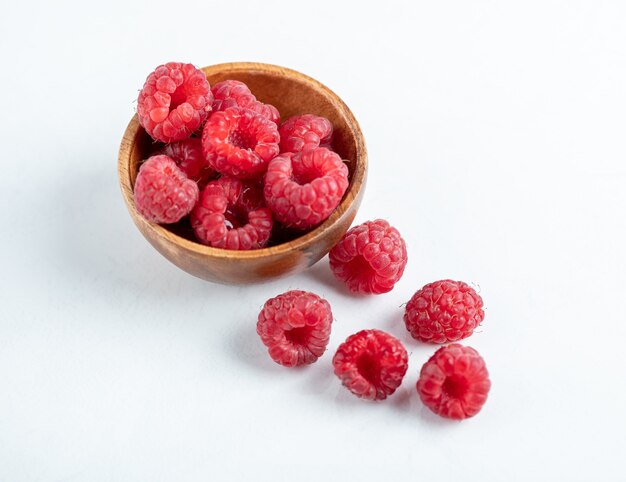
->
118, 62, 367, 284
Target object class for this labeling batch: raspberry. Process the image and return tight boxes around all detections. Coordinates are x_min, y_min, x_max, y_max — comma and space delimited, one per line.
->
212, 80, 254, 111
252, 102, 281, 126
416, 344, 491, 419
190, 176, 273, 250
256, 290, 333, 367
332, 329, 408, 400
329, 220, 408, 294
137, 62, 213, 143
202, 107, 280, 179
133, 155, 199, 224
263, 147, 349, 229
404, 280, 484, 344
160, 138, 214, 187
279, 114, 333, 153
211, 80, 280, 125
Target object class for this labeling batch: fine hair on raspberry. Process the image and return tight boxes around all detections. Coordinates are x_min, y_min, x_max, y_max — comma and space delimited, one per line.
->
133, 155, 199, 224
257, 290, 333, 367
263, 147, 349, 229
202, 106, 280, 179
137, 62, 213, 143
404, 280, 484, 343
191, 176, 273, 250
416, 344, 491, 420
332, 329, 408, 400
329, 219, 408, 294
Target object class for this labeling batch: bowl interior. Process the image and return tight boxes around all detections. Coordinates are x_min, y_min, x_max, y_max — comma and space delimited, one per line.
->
129, 63, 359, 251
126, 63, 360, 248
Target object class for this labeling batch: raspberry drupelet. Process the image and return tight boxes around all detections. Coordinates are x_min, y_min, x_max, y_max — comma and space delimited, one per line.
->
416, 344, 491, 420
263, 147, 349, 230
329, 219, 408, 294
211, 80, 280, 125
137, 62, 213, 143
202, 107, 280, 179
404, 280, 484, 344
278, 114, 333, 153
333, 329, 408, 400
160, 137, 214, 188
257, 290, 333, 367
191, 176, 273, 250
133, 155, 199, 224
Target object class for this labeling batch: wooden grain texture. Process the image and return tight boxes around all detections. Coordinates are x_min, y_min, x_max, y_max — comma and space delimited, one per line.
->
118, 62, 367, 284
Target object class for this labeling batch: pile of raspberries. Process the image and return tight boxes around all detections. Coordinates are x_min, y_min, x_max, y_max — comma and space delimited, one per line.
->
132, 62, 491, 420
133, 62, 349, 249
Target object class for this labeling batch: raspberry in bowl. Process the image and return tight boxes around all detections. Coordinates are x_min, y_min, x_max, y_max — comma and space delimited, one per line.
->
118, 62, 367, 284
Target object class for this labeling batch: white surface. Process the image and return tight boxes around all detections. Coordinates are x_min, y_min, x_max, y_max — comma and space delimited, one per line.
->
1, 0, 625, 480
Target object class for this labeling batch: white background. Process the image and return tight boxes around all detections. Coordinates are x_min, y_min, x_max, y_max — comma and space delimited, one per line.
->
1, 0, 625, 480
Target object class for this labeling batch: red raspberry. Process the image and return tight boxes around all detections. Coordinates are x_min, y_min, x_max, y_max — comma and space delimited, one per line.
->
137, 62, 213, 143
278, 114, 333, 153
212, 80, 254, 110
190, 176, 273, 250
134, 155, 199, 224
202, 107, 280, 179
257, 290, 333, 367
211, 80, 280, 125
332, 329, 408, 400
160, 138, 214, 187
416, 344, 491, 419
404, 280, 484, 344
263, 147, 349, 229
252, 102, 281, 126
329, 220, 408, 294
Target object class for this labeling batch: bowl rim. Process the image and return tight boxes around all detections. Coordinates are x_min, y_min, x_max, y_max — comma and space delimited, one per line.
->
118, 61, 367, 260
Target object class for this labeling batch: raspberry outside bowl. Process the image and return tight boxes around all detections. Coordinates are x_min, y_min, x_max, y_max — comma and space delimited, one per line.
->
118, 62, 367, 284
